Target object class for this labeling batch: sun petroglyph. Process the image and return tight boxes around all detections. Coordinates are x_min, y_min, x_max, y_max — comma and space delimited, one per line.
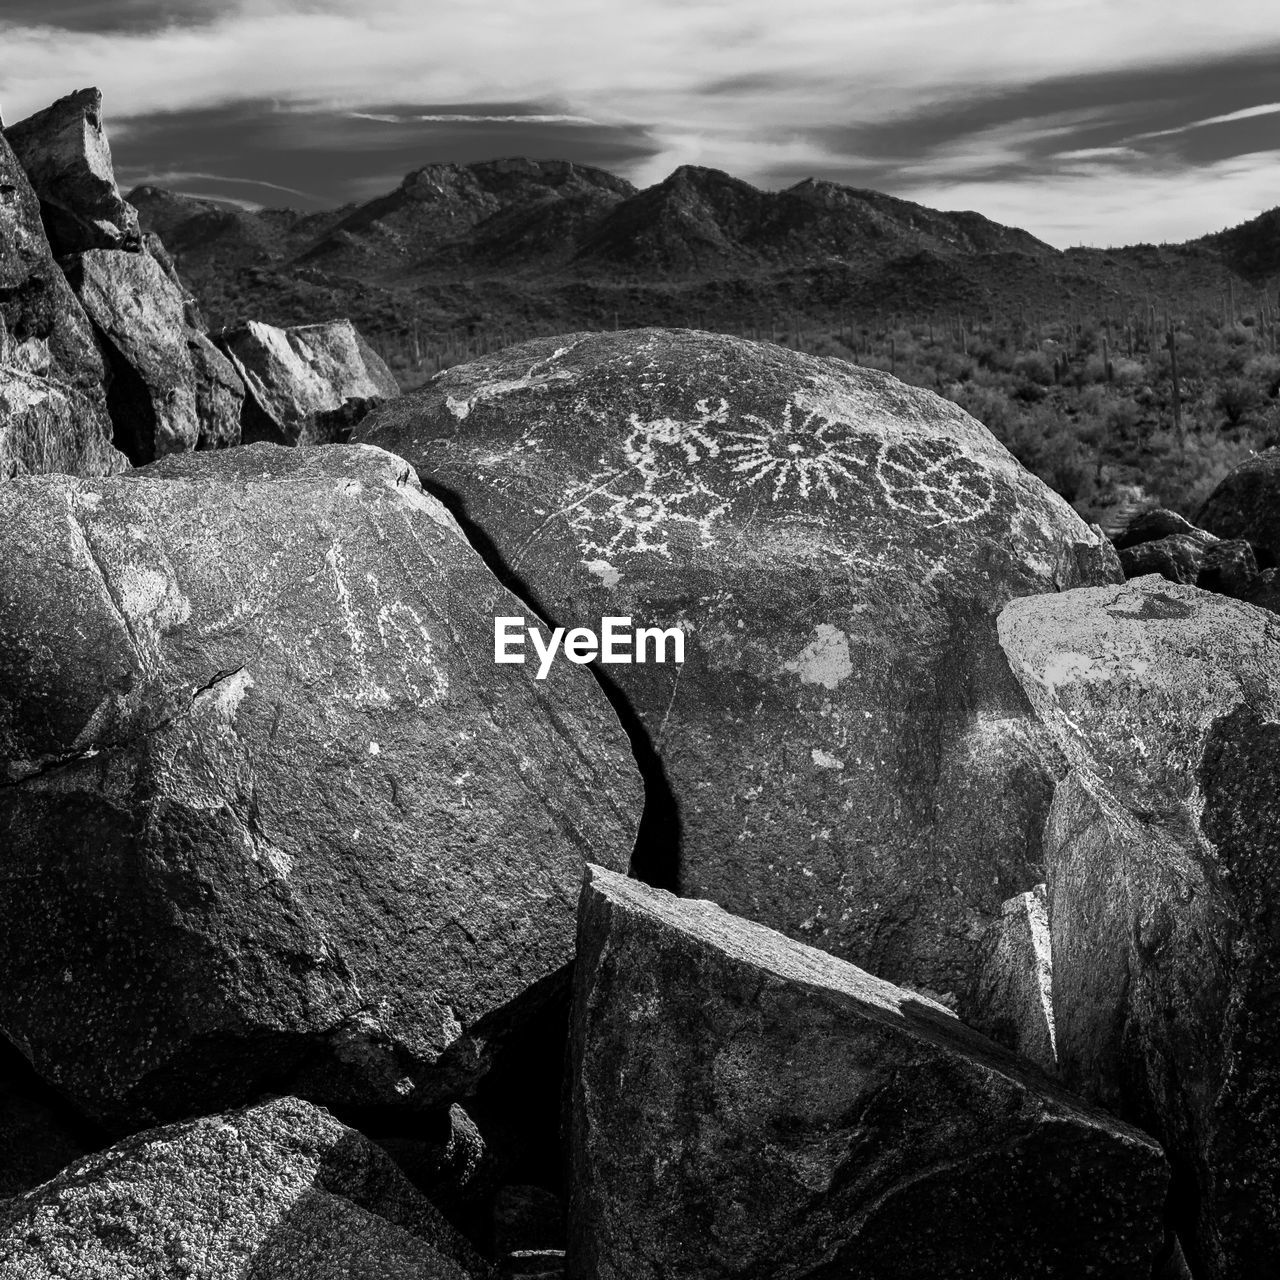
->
562, 390, 998, 559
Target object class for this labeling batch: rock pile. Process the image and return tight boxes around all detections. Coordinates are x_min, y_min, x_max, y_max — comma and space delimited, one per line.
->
0, 88, 397, 476
1110, 502, 1279, 612
5, 94, 1277, 1277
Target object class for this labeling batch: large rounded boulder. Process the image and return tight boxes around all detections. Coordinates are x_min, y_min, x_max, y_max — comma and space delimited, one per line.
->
356, 329, 1119, 1014
0, 443, 641, 1127
1196, 445, 1280, 566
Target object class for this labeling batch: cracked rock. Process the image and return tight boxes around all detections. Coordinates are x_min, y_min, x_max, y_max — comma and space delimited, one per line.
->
568, 865, 1168, 1279
0, 1096, 489, 1279
0, 443, 641, 1128
356, 329, 1119, 1020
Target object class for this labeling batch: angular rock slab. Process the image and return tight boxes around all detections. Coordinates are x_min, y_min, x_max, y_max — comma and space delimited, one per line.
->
0, 444, 641, 1126
0, 1096, 485, 1279
998, 576, 1280, 1279
972, 883, 1057, 1073
62, 247, 201, 462
569, 866, 1168, 1280
217, 318, 400, 445
4, 87, 142, 255
357, 329, 1119, 1010
1196, 444, 1280, 565
0, 131, 108, 409
0, 365, 127, 479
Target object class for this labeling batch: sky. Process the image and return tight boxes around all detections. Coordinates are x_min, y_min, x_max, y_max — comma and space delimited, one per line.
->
1, 0, 1278, 248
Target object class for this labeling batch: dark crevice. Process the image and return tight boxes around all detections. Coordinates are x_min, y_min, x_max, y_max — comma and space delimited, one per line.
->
94, 325, 157, 465
422, 476, 681, 892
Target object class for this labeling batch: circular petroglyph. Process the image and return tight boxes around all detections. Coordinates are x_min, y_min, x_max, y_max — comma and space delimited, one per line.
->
875, 438, 997, 526
561, 393, 996, 559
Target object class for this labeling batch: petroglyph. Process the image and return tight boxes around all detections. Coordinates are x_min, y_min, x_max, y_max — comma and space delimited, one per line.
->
560, 388, 998, 560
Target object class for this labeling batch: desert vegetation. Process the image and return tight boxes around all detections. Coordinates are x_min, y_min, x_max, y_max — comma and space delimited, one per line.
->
364, 296, 1280, 532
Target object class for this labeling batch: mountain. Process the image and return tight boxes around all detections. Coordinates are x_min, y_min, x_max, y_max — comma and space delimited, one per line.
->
1198, 207, 1280, 282
125, 159, 1262, 346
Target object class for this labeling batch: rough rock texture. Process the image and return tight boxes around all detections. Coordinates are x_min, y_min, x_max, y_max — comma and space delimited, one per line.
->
187, 329, 244, 449
356, 329, 1119, 1014
0, 1096, 487, 1279
3, 88, 141, 256
569, 865, 1168, 1280
61, 247, 201, 462
998, 576, 1280, 1279
217, 319, 400, 445
972, 884, 1056, 1073
0, 132, 109, 410
1196, 445, 1280, 565
0, 366, 127, 479
0, 444, 641, 1127
1116, 531, 1212, 585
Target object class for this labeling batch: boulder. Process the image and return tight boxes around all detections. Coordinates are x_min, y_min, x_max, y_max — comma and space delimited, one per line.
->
568, 865, 1169, 1279
3, 88, 141, 255
1112, 506, 1210, 551
0, 132, 109, 411
0, 444, 641, 1127
1196, 444, 1280, 565
998, 576, 1280, 1278
0, 1096, 487, 1278
356, 329, 1119, 1016
0, 366, 127, 480
971, 884, 1056, 1072
61, 248, 200, 462
216, 319, 400, 445
187, 329, 244, 449
1111, 509, 1263, 602
1116, 532, 1209, 585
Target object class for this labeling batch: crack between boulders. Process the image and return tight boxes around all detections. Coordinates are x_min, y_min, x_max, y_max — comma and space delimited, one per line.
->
416, 473, 682, 891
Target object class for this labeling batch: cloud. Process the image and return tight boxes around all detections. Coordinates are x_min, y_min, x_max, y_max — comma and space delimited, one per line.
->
347, 111, 601, 125
1128, 101, 1280, 141
3, 1, 1280, 243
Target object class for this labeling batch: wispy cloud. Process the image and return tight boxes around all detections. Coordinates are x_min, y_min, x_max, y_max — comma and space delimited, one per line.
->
347, 112, 600, 125
3, 1, 1279, 243
1127, 101, 1280, 141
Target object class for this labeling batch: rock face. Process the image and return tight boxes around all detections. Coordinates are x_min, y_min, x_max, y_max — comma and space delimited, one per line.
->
0, 132, 113, 425
0, 1096, 485, 1279
1196, 445, 1280, 565
4, 88, 141, 255
188, 328, 245, 449
998, 576, 1280, 1279
0, 444, 641, 1127
216, 319, 400, 445
61, 248, 202, 462
0, 366, 127, 479
972, 884, 1057, 1073
569, 865, 1168, 1280
356, 329, 1119, 1014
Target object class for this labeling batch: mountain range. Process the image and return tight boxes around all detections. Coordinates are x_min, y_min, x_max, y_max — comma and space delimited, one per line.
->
126, 159, 1279, 348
